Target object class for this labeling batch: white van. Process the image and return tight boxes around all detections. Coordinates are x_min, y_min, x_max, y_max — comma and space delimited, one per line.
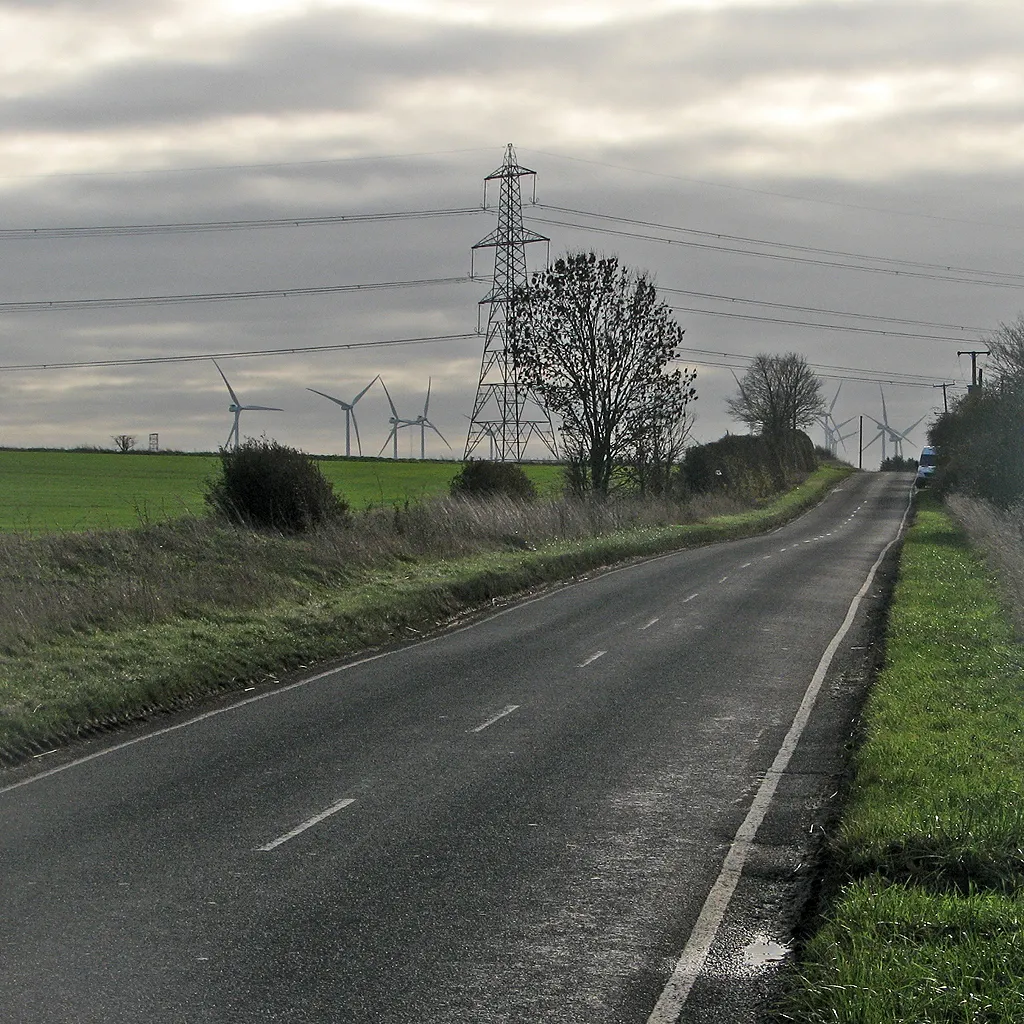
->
915, 445, 937, 486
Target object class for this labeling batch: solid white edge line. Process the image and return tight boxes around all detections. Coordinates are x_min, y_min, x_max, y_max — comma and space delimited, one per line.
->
647, 483, 913, 1024
470, 704, 521, 733
257, 797, 356, 852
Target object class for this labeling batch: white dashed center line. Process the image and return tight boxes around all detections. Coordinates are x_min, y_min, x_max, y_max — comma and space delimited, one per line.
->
682, 593, 699, 603
640, 617, 660, 631
258, 797, 356, 852
578, 651, 607, 668
469, 704, 521, 733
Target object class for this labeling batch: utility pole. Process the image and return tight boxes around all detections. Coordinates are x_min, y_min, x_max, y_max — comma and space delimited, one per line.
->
958, 350, 990, 393
932, 382, 955, 413
465, 144, 557, 462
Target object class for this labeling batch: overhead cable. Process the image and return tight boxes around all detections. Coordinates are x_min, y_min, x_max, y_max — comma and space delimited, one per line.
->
536, 204, 1024, 282
0, 333, 481, 372
0, 207, 484, 240
528, 214, 1024, 289
658, 285, 984, 334
666, 304, 979, 343
0, 275, 475, 312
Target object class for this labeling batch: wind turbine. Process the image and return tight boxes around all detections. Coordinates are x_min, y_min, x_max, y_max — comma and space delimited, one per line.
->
378, 380, 417, 459
816, 383, 856, 455
212, 359, 283, 451
464, 416, 498, 460
864, 385, 926, 462
410, 378, 451, 460
306, 376, 378, 457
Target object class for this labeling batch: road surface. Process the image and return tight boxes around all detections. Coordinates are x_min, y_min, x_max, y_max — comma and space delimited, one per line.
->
0, 471, 911, 1023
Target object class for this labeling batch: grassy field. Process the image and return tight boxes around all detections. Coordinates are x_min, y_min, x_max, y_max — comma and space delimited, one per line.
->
0, 449, 564, 531
781, 491, 1024, 1022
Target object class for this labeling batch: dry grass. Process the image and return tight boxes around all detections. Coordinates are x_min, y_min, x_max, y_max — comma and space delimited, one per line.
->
946, 493, 1024, 636
0, 490, 747, 655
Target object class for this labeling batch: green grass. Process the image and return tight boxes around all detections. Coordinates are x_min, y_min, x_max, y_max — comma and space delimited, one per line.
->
782, 491, 1024, 1022
0, 450, 564, 531
0, 465, 852, 763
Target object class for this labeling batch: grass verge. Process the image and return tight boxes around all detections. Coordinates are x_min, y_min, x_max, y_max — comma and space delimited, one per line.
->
0, 465, 850, 764
781, 490, 1024, 1023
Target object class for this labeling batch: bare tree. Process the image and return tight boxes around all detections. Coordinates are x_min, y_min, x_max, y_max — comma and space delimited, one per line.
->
512, 252, 695, 494
112, 434, 136, 453
726, 353, 824, 436
985, 314, 1024, 389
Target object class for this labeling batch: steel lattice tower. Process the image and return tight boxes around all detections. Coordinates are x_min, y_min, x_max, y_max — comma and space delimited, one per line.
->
464, 144, 557, 462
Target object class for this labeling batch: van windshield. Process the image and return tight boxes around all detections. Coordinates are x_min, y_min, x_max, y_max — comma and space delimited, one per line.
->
920, 453, 936, 466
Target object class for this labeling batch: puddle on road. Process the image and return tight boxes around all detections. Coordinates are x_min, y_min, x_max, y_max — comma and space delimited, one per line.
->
740, 935, 791, 970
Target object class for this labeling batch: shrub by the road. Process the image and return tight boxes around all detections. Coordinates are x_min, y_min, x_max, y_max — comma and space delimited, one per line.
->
449, 459, 537, 501
205, 438, 348, 532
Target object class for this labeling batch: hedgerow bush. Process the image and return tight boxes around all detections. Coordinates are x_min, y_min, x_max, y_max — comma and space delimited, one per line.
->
449, 459, 538, 501
681, 431, 816, 501
205, 438, 348, 532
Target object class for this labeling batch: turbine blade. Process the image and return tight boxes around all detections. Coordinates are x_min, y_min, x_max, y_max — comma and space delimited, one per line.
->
352, 375, 379, 405
380, 380, 398, 418
902, 415, 927, 437
241, 405, 284, 412
213, 359, 240, 407
423, 377, 432, 418
378, 426, 397, 458
351, 409, 363, 456
428, 421, 452, 449
307, 388, 351, 410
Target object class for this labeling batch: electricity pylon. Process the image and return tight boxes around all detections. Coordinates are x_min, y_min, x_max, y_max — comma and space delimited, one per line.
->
464, 144, 557, 462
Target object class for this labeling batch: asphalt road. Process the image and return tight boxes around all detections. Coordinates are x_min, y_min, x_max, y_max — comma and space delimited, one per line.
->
1, 471, 912, 1024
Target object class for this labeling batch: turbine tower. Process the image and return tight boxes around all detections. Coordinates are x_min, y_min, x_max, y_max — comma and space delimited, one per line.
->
865, 384, 926, 462
212, 359, 282, 451
411, 378, 451, 459
465, 144, 557, 462
307, 376, 378, 457
378, 380, 416, 459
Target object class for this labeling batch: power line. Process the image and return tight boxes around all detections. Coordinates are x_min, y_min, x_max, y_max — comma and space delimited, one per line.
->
0, 206, 484, 239
526, 148, 1024, 232
528, 213, 1024, 290
658, 285, 984, 334
674, 345, 957, 387
0, 332, 480, 372
666, 303, 977, 344
538, 204, 1024, 283
0, 331, 956, 392
0, 275, 475, 313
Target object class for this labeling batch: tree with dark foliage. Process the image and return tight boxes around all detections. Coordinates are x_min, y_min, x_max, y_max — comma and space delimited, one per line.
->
512, 251, 696, 495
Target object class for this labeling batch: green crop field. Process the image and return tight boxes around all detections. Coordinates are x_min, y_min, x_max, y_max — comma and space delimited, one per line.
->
0, 450, 564, 532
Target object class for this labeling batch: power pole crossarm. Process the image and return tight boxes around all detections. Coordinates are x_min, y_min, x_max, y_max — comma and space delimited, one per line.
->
958, 350, 990, 392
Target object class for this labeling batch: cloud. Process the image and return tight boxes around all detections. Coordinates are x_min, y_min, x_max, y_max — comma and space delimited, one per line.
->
0, 0, 1020, 453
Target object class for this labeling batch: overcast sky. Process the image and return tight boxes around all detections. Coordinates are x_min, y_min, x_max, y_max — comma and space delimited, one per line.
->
0, 0, 1022, 462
